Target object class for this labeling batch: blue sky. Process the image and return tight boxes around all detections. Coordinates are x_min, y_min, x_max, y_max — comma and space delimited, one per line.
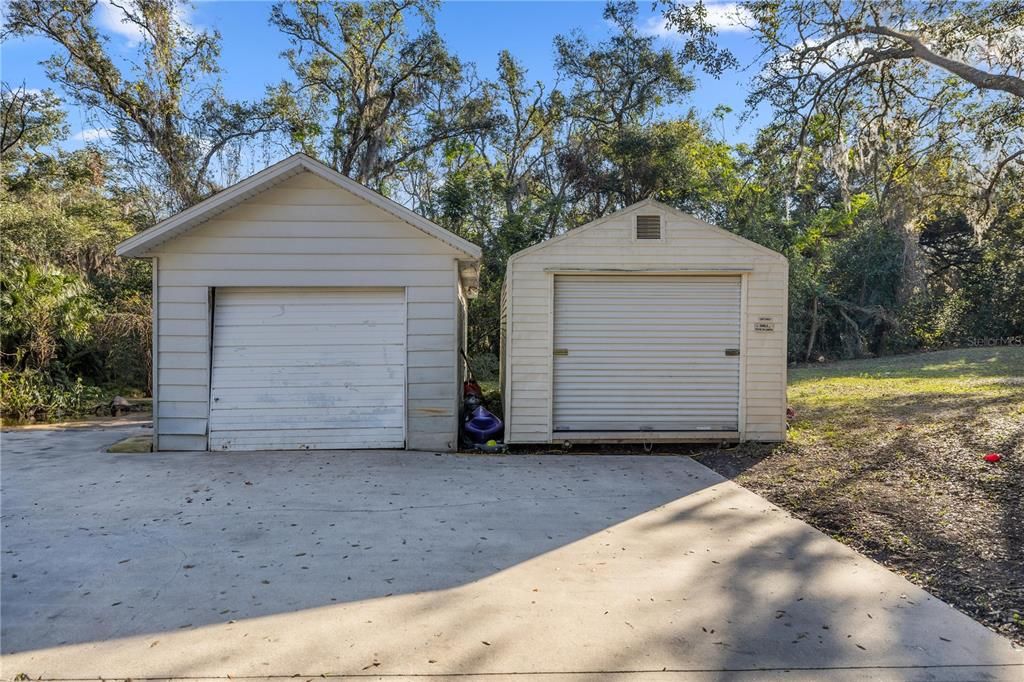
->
2, 1, 770, 150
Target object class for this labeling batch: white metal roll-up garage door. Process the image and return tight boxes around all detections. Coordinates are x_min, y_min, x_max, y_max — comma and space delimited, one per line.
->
553, 275, 741, 433
209, 288, 406, 451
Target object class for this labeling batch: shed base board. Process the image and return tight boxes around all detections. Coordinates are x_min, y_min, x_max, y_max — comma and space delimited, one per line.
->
548, 430, 741, 444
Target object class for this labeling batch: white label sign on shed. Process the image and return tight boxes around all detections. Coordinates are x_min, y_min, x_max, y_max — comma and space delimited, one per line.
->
209, 287, 406, 451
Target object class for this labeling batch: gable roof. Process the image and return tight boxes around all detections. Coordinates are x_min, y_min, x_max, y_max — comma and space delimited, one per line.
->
116, 153, 482, 260
508, 198, 787, 264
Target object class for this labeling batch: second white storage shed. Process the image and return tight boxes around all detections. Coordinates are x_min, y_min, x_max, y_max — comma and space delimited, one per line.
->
501, 199, 788, 444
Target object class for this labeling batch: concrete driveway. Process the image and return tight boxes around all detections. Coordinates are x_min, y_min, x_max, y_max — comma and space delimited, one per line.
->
1, 425, 1020, 681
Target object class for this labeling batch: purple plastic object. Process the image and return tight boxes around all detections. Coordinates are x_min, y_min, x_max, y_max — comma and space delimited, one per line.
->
464, 406, 503, 443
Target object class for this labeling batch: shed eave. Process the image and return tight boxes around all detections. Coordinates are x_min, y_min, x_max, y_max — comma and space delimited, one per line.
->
458, 259, 481, 298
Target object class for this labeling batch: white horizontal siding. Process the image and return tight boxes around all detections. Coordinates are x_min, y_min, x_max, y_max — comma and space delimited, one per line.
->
165, 236, 458, 255
159, 253, 455, 271
159, 435, 207, 451
505, 206, 787, 443
196, 220, 428, 239
223, 203, 396, 223
151, 170, 464, 451
158, 269, 452, 287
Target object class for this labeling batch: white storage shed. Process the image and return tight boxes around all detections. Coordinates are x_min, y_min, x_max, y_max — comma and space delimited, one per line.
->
500, 199, 788, 444
117, 153, 480, 452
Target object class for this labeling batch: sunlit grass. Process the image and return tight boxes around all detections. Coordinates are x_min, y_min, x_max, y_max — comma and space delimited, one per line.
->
788, 347, 1024, 417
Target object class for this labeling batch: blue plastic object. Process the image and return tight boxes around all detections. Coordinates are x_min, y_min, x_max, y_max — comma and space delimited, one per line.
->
463, 406, 503, 444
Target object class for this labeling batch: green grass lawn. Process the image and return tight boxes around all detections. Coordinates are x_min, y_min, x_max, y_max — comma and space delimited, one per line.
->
787, 346, 1023, 451
698, 346, 1024, 644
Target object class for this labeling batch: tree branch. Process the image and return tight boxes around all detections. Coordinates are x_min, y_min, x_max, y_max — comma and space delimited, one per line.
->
855, 24, 1024, 98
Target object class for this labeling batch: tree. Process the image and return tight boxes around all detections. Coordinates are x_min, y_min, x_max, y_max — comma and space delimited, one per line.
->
3, 0, 279, 212
0, 262, 98, 370
744, 0, 1024, 227
748, 1, 1024, 98
488, 51, 567, 223
2, 146, 147, 284
579, 116, 738, 210
657, 0, 740, 77
269, 0, 497, 188
713, 0, 1024, 355
410, 53, 568, 361
555, 1, 694, 131
1, 85, 151, 393
552, 1, 701, 221
0, 84, 67, 158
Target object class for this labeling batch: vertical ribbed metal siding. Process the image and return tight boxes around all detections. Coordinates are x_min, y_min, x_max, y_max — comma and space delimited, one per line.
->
552, 275, 741, 432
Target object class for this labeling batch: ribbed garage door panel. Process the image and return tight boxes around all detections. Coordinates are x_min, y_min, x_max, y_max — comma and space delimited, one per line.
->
209, 288, 405, 450
553, 276, 741, 432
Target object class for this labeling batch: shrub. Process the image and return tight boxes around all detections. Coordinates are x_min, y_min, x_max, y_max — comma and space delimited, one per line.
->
0, 369, 105, 421
468, 353, 499, 382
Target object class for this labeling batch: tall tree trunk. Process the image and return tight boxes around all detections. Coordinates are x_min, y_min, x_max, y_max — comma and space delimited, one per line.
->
805, 295, 820, 362
896, 223, 926, 306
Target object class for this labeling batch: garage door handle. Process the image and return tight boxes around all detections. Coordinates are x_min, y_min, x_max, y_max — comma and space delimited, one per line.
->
553, 348, 569, 356
725, 348, 740, 356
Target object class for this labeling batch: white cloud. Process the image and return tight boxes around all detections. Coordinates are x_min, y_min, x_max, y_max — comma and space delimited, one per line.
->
95, 0, 146, 45
643, 1, 753, 38
702, 2, 752, 33
94, 0, 195, 47
72, 127, 114, 142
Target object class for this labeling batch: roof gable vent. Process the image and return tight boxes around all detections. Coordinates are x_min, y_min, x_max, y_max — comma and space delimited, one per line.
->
636, 214, 662, 240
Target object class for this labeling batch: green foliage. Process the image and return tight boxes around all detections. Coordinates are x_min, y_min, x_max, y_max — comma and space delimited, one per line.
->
2, 0, 1021, 416
1, 86, 153, 415
0, 369, 105, 421
3, 0, 278, 211
0, 85, 68, 156
555, 1, 694, 129
269, 0, 496, 188
657, 1, 740, 77
909, 205, 1024, 347
467, 353, 500, 383
0, 261, 99, 370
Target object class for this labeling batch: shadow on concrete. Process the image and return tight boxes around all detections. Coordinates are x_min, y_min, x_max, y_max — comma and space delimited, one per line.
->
1, 425, 715, 653
2, 425, 1020, 679
701, 382, 1024, 646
